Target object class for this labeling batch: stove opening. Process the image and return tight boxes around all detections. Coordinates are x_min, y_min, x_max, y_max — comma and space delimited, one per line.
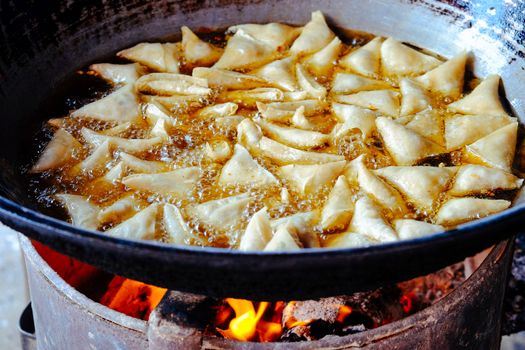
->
32, 240, 468, 343
32, 241, 166, 321
99, 277, 167, 320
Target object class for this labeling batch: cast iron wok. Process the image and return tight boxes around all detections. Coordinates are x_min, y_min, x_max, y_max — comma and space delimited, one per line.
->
0, 0, 524, 301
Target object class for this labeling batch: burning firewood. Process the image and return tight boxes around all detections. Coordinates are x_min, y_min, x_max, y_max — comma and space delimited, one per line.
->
281, 287, 405, 341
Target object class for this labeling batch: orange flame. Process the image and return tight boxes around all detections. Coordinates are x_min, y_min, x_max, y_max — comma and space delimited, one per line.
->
217, 298, 283, 342
100, 277, 167, 320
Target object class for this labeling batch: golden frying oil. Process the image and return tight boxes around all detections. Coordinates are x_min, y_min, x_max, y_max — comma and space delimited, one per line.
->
27, 28, 520, 249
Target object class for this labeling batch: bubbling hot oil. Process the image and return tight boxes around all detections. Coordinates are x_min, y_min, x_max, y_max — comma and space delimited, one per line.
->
27, 26, 518, 249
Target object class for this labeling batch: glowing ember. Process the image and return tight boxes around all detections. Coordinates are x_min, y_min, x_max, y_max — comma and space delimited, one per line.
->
336, 305, 353, 323
400, 293, 415, 314
288, 320, 312, 328
217, 298, 283, 342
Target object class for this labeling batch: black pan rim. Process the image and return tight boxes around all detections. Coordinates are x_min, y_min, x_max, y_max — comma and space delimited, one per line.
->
2, 193, 524, 258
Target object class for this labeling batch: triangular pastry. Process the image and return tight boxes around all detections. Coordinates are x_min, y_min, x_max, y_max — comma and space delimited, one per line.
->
331, 103, 377, 139
320, 175, 354, 231
135, 73, 211, 96
239, 207, 273, 251
181, 26, 223, 66
101, 122, 133, 136
335, 90, 400, 117
415, 52, 467, 98
193, 67, 268, 90
142, 102, 177, 127
120, 152, 167, 174
144, 94, 204, 112
290, 11, 335, 56
349, 196, 398, 242
163, 203, 195, 245
444, 114, 513, 150
448, 75, 508, 116
118, 43, 179, 73
376, 117, 444, 165
381, 37, 441, 77
218, 144, 279, 187
214, 116, 245, 131
31, 129, 81, 173
264, 224, 302, 251
375, 165, 456, 211
465, 122, 518, 171
213, 29, 275, 70
81, 128, 164, 155
257, 100, 325, 122
271, 211, 317, 231
189, 193, 253, 231
56, 194, 100, 230
103, 162, 125, 183
219, 88, 284, 108
449, 164, 523, 196
256, 118, 329, 149
290, 106, 318, 131
237, 119, 344, 165
251, 57, 298, 92
393, 219, 444, 240
405, 109, 444, 145
106, 203, 159, 240
197, 102, 238, 119
324, 232, 377, 248
229, 22, 300, 50
352, 155, 407, 214
122, 167, 201, 197
98, 195, 141, 224
71, 85, 139, 122
435, 197, 510, 226
399, 78, 431, 116
283, 91, 310, 101
149, 119, 170, 140
71, 141, 113, 176
204, 141, 232, 163
89, 63, 145, 85
339, 37, 383, 78
332, 73, 390, 94
296, 63, 327, 99
304, 37, 343, 77
277, 161, 346, 195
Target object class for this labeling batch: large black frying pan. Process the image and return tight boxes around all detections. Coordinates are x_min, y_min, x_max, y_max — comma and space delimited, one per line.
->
0, 0, 524, 301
